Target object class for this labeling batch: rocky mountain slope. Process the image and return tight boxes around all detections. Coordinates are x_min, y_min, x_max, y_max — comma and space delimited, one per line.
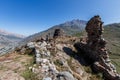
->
0, 29, 25, 55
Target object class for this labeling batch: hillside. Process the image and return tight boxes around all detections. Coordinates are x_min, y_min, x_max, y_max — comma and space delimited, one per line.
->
0, 29, 25, 46
0, 29, 25, 55
103, 23, 120, 73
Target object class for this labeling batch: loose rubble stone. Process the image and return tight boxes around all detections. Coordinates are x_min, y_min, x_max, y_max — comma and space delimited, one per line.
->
40, 41, 47, 48
25, 40, 59, 79
36, 53, 41, 58
36, 57, 41, 64
35, 49, 40, 54
27, 42, 35, 48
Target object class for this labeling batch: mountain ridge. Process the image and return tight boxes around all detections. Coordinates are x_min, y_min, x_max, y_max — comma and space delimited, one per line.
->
19, 19, 87, 45
0, 29, 25, 38
0, 29, 26, 55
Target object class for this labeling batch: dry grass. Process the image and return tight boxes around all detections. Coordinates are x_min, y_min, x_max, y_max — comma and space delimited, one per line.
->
0, 52, 33, 79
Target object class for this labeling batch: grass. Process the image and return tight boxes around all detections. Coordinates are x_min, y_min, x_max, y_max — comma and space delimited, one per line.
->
54, 59, 63, 67
103, 25, 120, 73
21, 69, 39, 80
73, 31, 86, 37
20, 53, 40, 80
0, 66, 6, 70
89, 73, 103, 80
83, 66, 103, 80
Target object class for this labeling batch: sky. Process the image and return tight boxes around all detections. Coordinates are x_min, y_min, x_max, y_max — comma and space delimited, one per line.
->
0, 0, 120, 36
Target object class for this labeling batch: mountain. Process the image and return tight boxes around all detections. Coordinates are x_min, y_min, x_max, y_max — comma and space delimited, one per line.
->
0, 29, 25, 47
0, 29, 25, 55
20, 19, 87, 45
0, 29, 25, 38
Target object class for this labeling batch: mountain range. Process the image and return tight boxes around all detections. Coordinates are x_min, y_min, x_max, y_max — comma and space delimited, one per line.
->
0, 29, 25, 55
20, 19, 87, 45
0, 29, 25, 38
0, 29, 25, 48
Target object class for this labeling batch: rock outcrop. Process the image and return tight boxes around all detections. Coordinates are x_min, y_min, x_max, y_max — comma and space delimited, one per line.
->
74, 15, 120, 80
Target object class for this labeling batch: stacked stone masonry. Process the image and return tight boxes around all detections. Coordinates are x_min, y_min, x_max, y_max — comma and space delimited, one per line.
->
78, 15, 120, 80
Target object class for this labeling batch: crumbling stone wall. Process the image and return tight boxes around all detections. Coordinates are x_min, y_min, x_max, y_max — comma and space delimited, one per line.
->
75, 15, 120, 80
53, 29, 64, 38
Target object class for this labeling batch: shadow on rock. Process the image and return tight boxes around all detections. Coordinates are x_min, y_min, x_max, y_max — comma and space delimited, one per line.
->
63, 46, 89, 66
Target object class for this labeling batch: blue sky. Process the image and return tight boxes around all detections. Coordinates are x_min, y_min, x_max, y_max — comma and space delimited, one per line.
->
0, 0, 120, 36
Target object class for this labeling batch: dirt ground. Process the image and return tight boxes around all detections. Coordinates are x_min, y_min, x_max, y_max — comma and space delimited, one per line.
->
0, 52, 32, 80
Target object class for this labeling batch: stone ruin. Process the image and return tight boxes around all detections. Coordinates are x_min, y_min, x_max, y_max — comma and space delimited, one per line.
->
53, 29, 64, 38
85, 15, 104, 48
74, 15, 120, 80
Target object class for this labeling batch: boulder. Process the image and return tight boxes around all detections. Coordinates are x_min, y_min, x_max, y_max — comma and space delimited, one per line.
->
40, 41, 47, 48
36, 57, 41, 64
27, 42, 35, 48
35, 49, 40, 54
57, 71, 75, 80
41, 64, 49, 72
43, 77, 52, 80
36, 53, 41, 58
49, 62, 58, 73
